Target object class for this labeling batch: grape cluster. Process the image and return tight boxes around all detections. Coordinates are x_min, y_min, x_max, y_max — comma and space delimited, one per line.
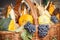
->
38, 24, 49, 38
51, 16, 58, 23
24, 22, 36, 34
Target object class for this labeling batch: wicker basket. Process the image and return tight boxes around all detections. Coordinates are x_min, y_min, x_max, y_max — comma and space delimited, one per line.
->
0, 31, 22, 40
0, 0, 60, 40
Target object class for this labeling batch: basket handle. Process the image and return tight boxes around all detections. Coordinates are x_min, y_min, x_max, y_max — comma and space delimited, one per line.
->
25, 0, 38, 25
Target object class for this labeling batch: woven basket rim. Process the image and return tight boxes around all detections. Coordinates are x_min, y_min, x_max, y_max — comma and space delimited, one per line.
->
0, 31, 20, 34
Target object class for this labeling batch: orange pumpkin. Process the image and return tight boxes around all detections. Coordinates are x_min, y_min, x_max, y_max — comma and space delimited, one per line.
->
18, 14, 33, 26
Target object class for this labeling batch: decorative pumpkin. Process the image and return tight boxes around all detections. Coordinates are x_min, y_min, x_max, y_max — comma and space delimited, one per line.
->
18, 14, 33, 26
48, 2, 55, 15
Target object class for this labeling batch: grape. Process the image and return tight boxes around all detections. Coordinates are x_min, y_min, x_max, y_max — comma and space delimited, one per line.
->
38, 24, 49, 38
24, 22, 36, 34
51, 16, 58, 23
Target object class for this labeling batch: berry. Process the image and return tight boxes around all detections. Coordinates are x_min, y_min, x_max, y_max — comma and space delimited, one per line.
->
38, 24, 49, 38
24, 22, 36, 34
51, 16, 58, 23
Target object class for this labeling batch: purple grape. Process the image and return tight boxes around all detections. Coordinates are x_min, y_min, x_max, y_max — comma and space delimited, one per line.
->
38, 24, 49, 38
24, 22, 36, 34
51, 16, 58, 23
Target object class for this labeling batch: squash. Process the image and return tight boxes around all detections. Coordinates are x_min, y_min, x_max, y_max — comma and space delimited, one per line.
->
48, 2, 55, 15
18, 14, 33, 26
38, 14, 51, 24
8, 20, 16, 31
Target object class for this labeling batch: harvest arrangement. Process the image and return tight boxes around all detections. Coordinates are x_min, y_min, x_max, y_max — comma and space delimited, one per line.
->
0, 0, 60, 40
